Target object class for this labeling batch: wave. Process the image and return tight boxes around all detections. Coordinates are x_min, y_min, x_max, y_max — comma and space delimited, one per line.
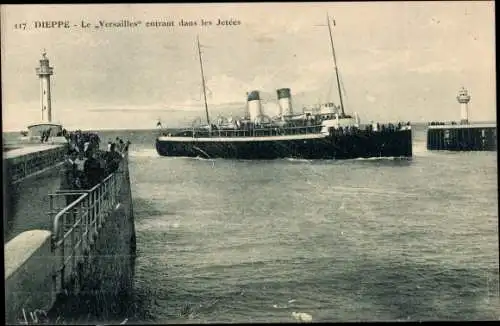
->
292, 312, 313, 322
284, 158, 313, 163
327, 185, 423, 199
135, 216, 181, 232
129, 149, 216, 162
351, 156, 412, 161
190, 156, 216, 162
138, 155, 411, 164
129, 148, 159, 158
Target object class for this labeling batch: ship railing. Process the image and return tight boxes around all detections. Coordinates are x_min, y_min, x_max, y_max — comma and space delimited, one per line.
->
178, 121, 412, 138
206, 123, 411, 138
7, 146, 67, 183
48, 156, 126, 296
204, 124, 323, 138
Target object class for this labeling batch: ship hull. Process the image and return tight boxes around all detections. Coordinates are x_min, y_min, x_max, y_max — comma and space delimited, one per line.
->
155, 129, 412, 160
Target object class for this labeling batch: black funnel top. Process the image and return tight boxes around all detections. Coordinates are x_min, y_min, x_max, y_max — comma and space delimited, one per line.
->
277, 88, 291, 99
247, 91, 260, 101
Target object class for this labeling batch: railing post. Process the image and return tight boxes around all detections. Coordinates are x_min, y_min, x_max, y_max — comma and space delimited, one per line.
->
83, 194, 88, 250
91, 191, 95, 234
109, 176, 113, 209
70, 206, 76, 289
92, 189, 96, 234
87, 192, 95, 244
92, 188, 96, 236
114, 172, 118, 204
101, 181, 106, 227
94, 186, 99, 233
51, 219, 59, 300
60, 204, 66, 293
49, 194, 54, 226
78, 199, 84, 264
113, 174, 117, 207
99, 184, 103, 227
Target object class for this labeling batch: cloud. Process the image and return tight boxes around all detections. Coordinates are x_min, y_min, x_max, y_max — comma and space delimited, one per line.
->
204, 74, 249, 103
407, 61, 461, 74
254, 34, 276, 44
365, 94, 377, 103
89, 108, 180, 113
2, 3, 495, 130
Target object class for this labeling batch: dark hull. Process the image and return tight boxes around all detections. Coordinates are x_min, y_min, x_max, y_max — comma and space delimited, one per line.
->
155, 129, 412, 160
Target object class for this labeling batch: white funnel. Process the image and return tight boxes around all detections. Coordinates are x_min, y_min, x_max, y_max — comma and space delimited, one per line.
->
277, 88, 293, 116
247, 90, 263, 121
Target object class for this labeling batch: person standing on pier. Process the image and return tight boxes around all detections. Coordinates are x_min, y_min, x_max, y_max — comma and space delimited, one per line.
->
124, 140, 131, 152
59, 151, 81, 213
118, 139, 125, 153
60, 151, 78, 191
105, 143, 123, 175
84, 149, 104, 188
74, 151, 88, 189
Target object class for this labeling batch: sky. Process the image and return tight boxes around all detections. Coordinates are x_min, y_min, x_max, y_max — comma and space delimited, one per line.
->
1, 2, 496, 131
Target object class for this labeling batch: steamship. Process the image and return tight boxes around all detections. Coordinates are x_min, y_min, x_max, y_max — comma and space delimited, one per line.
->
155, 16, 413, 160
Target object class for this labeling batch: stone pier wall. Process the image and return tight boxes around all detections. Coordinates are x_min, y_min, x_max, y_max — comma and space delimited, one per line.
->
4, 156, 136, 324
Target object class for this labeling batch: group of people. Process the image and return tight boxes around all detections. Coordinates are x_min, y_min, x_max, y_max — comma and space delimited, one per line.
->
65, 130, 101, 153
60, 132, 131, 191
40, 128, 53, 142
107, 137, 130, 154
428, 121, 459, 126
365, 121, 411, 133
40, 127, 68, 143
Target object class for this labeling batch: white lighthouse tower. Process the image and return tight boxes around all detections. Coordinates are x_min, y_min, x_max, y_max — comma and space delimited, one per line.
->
24, 50, 65, 143
457, 86, 471, 125
36, 49, 54, 122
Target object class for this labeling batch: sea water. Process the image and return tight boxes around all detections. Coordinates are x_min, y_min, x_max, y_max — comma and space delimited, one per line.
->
3, 124, 499, 322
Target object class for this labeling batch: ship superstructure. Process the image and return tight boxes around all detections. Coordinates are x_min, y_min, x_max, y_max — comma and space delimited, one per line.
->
155, 15, 412, 160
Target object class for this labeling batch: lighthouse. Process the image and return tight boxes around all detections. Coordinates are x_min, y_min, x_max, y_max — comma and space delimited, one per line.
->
25, 50, 64, 143
456, 86, 471, 125
427, 87, 496, 151
36, 50, 54, 123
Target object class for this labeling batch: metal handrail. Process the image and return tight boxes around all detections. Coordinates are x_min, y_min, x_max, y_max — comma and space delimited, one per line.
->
50, 193, 88, 296
50, 155, 127, 296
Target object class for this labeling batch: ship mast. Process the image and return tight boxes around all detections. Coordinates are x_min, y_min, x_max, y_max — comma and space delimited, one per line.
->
326, 14, 345, 117
197, 35, 210, 125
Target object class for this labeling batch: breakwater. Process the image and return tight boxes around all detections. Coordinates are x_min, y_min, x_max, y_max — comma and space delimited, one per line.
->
427, 123, 497, 151
4, 152, 136, 324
